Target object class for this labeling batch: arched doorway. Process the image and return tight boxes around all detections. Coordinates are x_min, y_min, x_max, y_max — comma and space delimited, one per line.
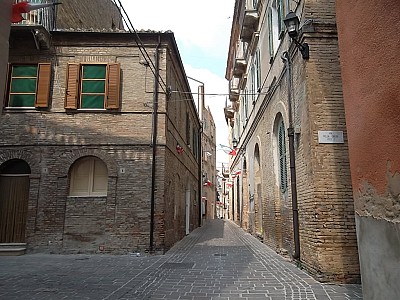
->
254, 144, 263, 235
242, 159, 249, 230
0, 159, 31, 243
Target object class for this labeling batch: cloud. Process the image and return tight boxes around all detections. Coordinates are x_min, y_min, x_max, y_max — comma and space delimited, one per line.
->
120, 0, 233, 61
120, 0, 234, 165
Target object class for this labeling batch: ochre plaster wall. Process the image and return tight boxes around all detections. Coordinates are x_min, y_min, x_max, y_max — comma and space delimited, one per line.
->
336, 1, 400, 298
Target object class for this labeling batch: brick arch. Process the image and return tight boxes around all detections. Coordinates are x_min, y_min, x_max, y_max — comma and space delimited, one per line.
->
63, 149, 118, 177
0, 150, 40, 174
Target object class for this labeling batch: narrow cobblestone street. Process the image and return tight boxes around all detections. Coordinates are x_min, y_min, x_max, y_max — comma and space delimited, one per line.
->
0, 220, 362, 300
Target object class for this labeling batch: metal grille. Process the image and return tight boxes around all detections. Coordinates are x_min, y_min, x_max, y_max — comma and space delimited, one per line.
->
13, 0, 57, 31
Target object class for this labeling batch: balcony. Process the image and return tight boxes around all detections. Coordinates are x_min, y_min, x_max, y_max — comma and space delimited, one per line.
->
233, 57, 247, 77
10, 0, 57, 49
229, 76, 240, 102
246, 32, 260, 59
224, 106, 235, 120
229, 89, 240, 102
240, 10, 259, 41
13, 0, 57, 31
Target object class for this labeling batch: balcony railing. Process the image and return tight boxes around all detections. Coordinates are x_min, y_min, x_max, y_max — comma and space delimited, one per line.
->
13, 0, 57, 31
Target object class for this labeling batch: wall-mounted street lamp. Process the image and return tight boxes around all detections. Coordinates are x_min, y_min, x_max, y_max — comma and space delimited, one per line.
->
284, 11, 309, 59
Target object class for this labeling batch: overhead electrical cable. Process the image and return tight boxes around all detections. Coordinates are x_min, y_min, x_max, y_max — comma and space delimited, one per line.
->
112, 0, 168, 94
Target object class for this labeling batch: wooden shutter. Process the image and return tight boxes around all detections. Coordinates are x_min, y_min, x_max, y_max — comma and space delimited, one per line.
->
35, 63, 51, 108
267, 9, 274, 59
106, 63, 120, 109
278, 120, 287, 192
3, 63, 11, 107
65, 63, 80, 109
277, 0, 283, 37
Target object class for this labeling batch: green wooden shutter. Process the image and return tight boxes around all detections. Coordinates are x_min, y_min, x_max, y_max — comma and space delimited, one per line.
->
267, 9, 274, 58
35, 63, 51, 108
65, 63, 79, 109
278, 120, 288, 192
106, 63, 120, 109
277, 0, 284, 37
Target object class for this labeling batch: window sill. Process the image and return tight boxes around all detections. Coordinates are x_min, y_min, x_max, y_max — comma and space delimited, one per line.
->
4, 107, 43, 113
67, 195, 107, 198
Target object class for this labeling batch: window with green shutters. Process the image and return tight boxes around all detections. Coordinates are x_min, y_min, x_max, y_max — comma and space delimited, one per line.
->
65, 63, 120, 110
267, 8, 274, 59
278, 119, 288, 193
5, 63, 51, 108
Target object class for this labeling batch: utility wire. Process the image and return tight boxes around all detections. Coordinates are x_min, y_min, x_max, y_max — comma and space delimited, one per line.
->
112, 0, 168, 94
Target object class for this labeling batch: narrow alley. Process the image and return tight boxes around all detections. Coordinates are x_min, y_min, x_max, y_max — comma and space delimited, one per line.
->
0, 220, 362, 300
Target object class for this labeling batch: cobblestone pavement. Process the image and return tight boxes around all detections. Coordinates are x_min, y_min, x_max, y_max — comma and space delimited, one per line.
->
0, 220, 362, 300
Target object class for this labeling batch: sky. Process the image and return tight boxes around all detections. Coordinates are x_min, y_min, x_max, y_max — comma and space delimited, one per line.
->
119, 0, 235, 167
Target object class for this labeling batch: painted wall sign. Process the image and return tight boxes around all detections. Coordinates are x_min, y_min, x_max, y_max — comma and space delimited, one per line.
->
318, 131, 344, 144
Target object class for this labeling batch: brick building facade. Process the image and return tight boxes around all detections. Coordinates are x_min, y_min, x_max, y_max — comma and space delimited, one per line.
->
201, 106, 217, 220
225, 0, 360, 283
0, 27, 201, 254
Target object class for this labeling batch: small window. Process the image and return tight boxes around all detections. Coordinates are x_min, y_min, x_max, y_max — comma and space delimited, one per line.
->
69, 157, 108, 197
5, 63, 51, 108
65, 63, 120, 110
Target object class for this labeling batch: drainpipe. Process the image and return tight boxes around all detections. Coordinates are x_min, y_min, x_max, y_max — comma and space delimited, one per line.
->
198, 125, 203, 227
150, 36, 161, 253
281, 51, 300, 260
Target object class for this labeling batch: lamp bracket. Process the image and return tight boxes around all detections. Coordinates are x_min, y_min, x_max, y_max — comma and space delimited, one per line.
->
292, 38, 309, 60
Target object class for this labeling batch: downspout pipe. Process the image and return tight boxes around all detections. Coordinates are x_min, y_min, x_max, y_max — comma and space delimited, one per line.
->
282, 51, 300, 260
198, 125, 203, 227
150, 36, 161, 253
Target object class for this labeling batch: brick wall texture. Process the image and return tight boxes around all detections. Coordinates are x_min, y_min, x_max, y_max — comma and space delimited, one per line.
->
1, 31, 200, 254
228, 0, 360, 283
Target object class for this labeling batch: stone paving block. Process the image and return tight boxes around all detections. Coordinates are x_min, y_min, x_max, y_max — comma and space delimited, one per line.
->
0, 220, 363, 300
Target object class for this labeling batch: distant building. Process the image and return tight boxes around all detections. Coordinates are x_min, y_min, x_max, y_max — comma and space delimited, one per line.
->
225, 0, 360, 283
336, 1, 400, 297
201, 106, 217, 220
0, 2, 200, 254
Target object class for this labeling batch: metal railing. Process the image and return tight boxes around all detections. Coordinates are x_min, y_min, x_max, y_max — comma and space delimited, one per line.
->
13, 0, 57, 31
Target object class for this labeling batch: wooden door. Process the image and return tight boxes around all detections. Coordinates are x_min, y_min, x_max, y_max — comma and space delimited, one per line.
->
0, 175, 30, 243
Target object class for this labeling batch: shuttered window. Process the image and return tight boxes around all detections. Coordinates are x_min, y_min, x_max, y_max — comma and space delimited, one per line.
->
277, 0, 284, 37
267, 8, 274, 59
69, 156, 108, 197
278, 119, 288, 193
5, 63, 51, 108
65, 63, 120, 110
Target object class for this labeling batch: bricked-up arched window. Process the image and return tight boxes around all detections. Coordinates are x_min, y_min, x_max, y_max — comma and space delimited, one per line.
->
69, 156, 108, 197
277, 119, 288, 193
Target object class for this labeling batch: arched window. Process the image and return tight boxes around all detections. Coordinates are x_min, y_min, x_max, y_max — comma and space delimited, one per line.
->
277, 119, 288, 193
69, 156, 108, 196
